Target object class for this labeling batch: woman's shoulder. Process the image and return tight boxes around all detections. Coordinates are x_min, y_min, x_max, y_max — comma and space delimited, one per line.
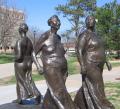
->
16, 38, 22, 44
78, 30, 88, 39
57, 34, 61, 40
43, 30, 51, 36
77, 30, 92, 43
40, 30, 50, 39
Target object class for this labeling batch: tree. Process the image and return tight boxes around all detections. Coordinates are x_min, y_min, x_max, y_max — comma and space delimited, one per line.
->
61, 30, 71, 51
111, 0, 120, 58
28, 26, 44, 47
95, 0, 120, 58
0, 0, 25, 52
55, 0, 96, 37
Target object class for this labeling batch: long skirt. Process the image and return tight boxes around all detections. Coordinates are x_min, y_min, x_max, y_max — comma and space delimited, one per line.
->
14, 62, 41, 100
42, 63, 77, 109
74, 61, 115, 109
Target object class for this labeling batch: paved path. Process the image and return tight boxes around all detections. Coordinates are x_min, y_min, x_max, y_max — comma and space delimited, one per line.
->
0, 63, 37, 79
0, 63, 14, 79
0, 66, 120, 105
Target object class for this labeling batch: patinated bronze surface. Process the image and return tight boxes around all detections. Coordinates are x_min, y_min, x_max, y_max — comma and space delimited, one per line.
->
74, 16, 115, 109
34, 15, 77, 109
14, 23, 41, 104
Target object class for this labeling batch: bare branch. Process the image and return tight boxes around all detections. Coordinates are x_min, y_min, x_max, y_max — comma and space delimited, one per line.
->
0, 0, 25, 51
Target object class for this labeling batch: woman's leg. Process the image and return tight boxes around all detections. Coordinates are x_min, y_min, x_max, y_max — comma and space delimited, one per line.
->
27, 68, 42, 103
86, 62, 114, 109
43, 66, 77, 109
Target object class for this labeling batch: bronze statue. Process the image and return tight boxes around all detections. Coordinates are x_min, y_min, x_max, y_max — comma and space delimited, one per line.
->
74, 16, 114, 109
34, 15, 78, 109
14, 23, 42, 104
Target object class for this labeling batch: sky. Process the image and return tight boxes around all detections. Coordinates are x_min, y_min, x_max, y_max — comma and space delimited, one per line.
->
7, 0, 120, 32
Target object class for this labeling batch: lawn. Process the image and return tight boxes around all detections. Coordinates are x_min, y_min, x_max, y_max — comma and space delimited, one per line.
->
0, 53, 14, 64
67, 56, 120, 74
105, 82, 120, 109
67, 56, 79, 75
110, 62, 120, 68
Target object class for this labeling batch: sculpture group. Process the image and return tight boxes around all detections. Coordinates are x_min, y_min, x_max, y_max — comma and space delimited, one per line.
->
13, 15, 115, 109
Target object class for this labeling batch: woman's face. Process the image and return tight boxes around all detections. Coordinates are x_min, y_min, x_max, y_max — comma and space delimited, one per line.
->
50, 17, 60, 30
19, 24, 28, 34
86, 16, 95, 28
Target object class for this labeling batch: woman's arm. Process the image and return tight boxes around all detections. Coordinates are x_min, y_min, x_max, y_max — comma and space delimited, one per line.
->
14, 40, 22, 62
32, 33, 48, 74
105, 61, 112, 71
32, 51, 43, 74
76, 34, 87, 74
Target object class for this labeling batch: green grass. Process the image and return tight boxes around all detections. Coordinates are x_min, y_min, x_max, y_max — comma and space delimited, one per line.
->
105, 82, 120, 109
32, 73, 44, 81
110, 62, 120, 67
67, 56, 79, 75
67, 56, 120, 74
104, 62, 120, 69
0, 53, 14, 64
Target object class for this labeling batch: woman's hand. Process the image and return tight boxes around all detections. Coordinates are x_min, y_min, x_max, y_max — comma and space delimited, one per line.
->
106, 61, 112, 71
80, 66, 87, 75
37, 67, 44, 75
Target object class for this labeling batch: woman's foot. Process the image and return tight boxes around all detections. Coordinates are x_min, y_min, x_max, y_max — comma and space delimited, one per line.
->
34, 95, 43, 105
12, 99, 22, 104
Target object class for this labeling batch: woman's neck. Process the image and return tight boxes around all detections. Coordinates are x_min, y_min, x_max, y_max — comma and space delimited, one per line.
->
87, 27, 94, 32
50, 28, 57, 34
20, 32, 26, 37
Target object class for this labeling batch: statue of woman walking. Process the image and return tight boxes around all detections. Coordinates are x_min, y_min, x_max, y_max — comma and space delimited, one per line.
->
74, 16, 114, 109
14, 23, 42, 104
34, 15, 78, 109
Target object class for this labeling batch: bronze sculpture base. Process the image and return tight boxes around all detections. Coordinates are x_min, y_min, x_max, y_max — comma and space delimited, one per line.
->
0, 103, 42, 109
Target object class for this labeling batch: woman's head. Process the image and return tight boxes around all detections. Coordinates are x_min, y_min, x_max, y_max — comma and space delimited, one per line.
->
19, 23, 28, 34
48, 15, 61, 30
85, 16, 96, 29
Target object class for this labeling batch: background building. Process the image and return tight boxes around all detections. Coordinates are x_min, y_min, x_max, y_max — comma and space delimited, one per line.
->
0, 6, 25, 53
